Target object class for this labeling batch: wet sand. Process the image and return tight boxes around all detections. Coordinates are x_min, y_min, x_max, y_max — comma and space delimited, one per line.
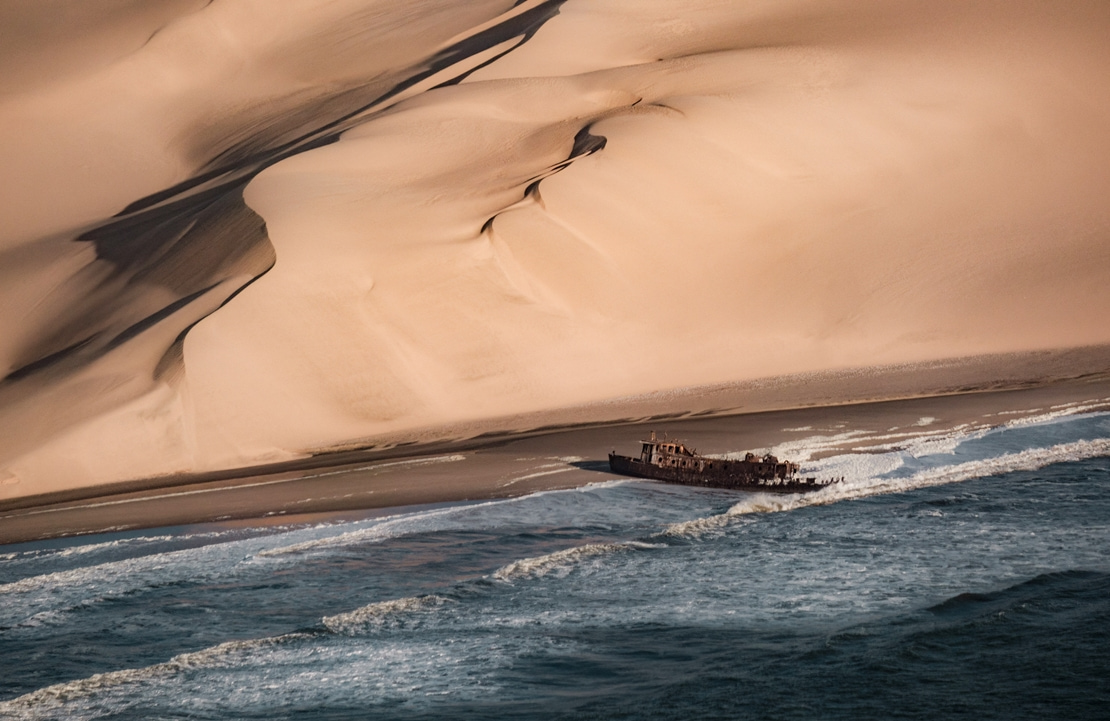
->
3, 349, 1109, 546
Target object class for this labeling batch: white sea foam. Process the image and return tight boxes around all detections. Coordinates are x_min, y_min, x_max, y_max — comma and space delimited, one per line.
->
0, 631, 310, 718
752, 430, 872, 463
881, 436, 1110, 492
0, 534, 173, 567
322, 594, 450, 635
2, 413, 1107, 718
896, 424, 989, 457
0, 525, 335, 628
257, 480, 634, 558
492, 540, 663, 582
664, 436, 1110, 539
0, 532, 239, 578
1002, 405, 1110, 428
762, 404, 1110, 466
840, 423, 991, 459
256, 500, 504, 557
663, 409, 1110, 539
499, 466, 576, 487
802, 449, 906, 483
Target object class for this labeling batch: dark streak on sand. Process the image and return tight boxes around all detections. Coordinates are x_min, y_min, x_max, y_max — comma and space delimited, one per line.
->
483, 123, 609, 234
115, 0, 570, 217
7, 0, 570, 383
0, 1, 570, 464
3, 336, 99, 382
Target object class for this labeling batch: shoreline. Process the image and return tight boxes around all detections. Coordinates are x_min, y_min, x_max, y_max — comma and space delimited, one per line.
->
2, 345, 1110, 546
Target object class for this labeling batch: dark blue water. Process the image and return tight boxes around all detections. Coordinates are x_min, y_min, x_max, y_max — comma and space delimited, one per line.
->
2, 412, 1108, 720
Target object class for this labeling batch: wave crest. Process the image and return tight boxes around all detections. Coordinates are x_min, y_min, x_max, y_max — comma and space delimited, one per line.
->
493, 540, 663, 582
665, 436, 1110, 539
0, 632, 308, 716
322, 595, 450, 635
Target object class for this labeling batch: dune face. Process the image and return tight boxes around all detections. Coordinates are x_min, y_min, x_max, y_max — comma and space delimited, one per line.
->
2, 0, 1109, 497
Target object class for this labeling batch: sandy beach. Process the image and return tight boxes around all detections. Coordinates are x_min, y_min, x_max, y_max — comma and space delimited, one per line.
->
3, 350, 1108, 545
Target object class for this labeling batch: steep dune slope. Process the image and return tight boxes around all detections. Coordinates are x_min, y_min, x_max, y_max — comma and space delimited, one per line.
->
3, 0, 1109, 496
0, 0, 560, 491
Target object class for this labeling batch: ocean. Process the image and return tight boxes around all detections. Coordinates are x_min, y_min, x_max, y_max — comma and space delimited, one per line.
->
2, 405, 1108, 719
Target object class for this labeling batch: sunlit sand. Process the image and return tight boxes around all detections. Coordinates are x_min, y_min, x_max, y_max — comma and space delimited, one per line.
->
1, 0, 1108, 515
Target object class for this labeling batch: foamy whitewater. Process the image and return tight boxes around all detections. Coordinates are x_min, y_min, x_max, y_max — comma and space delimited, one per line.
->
2, 409, 1109, 719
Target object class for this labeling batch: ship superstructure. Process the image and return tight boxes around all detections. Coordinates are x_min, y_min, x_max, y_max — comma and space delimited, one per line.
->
608, 433, 839, 492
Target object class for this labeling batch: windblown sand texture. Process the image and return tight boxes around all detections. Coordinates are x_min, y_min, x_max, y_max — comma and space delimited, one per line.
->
2, 0, 1109, 498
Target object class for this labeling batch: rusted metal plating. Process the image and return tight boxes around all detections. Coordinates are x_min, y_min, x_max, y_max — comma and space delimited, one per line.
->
608, 432, 842, 493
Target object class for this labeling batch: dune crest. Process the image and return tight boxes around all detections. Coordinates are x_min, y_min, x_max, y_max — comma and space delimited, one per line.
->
2, 0, 1109, 497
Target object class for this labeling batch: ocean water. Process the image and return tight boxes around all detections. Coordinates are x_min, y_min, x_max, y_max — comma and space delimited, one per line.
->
2, 410, 1109, 719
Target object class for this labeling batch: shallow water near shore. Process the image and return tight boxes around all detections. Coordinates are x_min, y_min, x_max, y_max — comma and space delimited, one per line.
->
2, 407, 1109, 719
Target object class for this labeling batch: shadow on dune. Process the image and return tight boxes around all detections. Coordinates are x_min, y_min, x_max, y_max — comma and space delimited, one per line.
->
0, 0, 586, 468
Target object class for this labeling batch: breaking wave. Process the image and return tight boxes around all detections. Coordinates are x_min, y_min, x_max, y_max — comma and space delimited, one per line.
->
492, 540, 665, 582
0, 632, 311, 717
256, 505, 478, 557
665, 435, 1110, 539
1000, 400, 1110, 428
257, 480, 632, 557
322, 595, 451, 635
3, 402, 1108, 719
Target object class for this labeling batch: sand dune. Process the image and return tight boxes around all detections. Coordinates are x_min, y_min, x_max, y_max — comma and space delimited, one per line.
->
2, 0, 1109, 498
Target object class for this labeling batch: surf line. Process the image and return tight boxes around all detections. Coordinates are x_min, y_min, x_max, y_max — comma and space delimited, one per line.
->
0, 455, 467, 520
499, 466, 576, 487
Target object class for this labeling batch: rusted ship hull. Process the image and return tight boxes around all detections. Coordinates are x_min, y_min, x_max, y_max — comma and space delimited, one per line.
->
608, 453, 831, 493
